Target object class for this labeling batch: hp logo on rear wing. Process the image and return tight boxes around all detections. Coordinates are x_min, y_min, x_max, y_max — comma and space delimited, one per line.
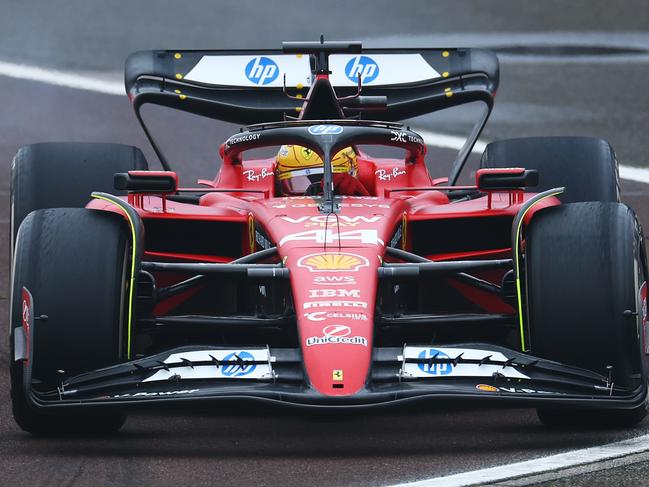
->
245, 56, 279, 85
345, 55, 379, 83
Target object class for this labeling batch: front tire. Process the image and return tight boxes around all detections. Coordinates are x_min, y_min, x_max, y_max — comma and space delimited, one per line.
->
10, 208, 130, 435
525, 202, 648, 428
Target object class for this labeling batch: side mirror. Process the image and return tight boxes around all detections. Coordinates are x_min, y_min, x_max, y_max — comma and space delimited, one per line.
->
476, 168, 538, 190
114, 171, 178, 193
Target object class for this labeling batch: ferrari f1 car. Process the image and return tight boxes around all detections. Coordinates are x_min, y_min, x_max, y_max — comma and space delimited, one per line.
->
9, 39, 649, 435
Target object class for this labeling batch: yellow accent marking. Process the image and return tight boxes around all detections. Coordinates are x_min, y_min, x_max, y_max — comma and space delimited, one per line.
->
514, 190, 564, 351
175, 73, 183, 79
295, 106, 302, 112
296, 93, 303, 99
442, 71, 449, 77
296, 83, 304, 89
442, 51, 450, 57
174, 52, 182, 59
179, 94, 187, 100
402, 212, 408, 250
445, 91, 453, 98
248, 214, 255, 254
444, 87, 451, 92
296, 54, 303, 58
91, 194, 137, 359
174, 89, 181, 94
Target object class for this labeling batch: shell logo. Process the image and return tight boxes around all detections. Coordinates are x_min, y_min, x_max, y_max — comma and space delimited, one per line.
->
297, 253, 370, 273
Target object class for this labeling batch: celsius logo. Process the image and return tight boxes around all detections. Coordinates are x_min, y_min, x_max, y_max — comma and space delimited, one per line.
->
417, 348, 454, 376
345, 56, 379, 83
308, 125, 344, 136
245, 56, 279, 85
221, 351, 257, 377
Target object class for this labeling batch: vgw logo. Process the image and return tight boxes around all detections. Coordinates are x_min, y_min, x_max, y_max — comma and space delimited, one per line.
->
245, 56, 279, 85
308, 125, 344, 135
345, 56, 379, 83
221, 351, 257, 377
417, 349, 454, 376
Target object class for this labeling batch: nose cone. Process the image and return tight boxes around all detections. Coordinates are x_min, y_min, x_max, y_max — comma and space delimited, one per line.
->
287, 249, 379, 395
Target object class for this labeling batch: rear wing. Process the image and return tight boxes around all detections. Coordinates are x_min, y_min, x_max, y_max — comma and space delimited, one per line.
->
125, 47, 498, 124
126, 42, 498, 182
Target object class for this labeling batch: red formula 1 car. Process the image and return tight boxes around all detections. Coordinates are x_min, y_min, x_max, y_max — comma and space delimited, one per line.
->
9, 39, 649, 435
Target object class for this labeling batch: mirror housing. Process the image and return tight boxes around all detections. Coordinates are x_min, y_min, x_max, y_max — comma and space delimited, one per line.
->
476, 167, 538, 190
114, 171, 178, 193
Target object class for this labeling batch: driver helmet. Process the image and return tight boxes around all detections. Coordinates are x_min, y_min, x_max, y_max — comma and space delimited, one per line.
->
276, 145, 358, 195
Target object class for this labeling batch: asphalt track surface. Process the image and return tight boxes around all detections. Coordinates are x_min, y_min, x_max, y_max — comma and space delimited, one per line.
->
2, 1, 649, 486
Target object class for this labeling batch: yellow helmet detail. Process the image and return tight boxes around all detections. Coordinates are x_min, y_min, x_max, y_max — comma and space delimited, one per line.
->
276, 145, 358, 182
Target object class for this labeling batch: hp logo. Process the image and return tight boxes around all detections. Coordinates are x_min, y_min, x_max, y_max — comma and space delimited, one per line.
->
345, 55, 379, 83
417, 349, 454, 376
308, 125, 344, 136
221, 351, 257, 377
245, 57, 279, 85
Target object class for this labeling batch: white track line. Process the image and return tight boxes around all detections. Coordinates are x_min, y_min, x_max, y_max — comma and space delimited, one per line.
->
414, 129, 488, 155
388, 433, 649, 487
1, 59, 649, 185
417, 128, 649, 185
0, 60, 123, 95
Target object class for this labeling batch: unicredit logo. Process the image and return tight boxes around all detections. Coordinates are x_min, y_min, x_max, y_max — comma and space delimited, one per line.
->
306, 324, 368, 347
323, 324, 351, 337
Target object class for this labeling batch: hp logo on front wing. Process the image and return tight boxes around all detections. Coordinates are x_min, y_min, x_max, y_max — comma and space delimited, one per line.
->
245, 57, 279, 85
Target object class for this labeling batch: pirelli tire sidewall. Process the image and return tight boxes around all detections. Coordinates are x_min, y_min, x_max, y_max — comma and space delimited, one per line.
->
525, 202, 647, 391
10, 208, 129, 435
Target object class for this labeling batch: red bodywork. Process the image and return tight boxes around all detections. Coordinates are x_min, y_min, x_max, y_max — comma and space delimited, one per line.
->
88, 148, 558, 397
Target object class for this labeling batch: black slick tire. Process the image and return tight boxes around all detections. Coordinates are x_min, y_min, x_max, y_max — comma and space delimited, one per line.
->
10, 208, 129, 436
525, 202, 647, 428
481, 136, 619, 203
10, 142, 147, 243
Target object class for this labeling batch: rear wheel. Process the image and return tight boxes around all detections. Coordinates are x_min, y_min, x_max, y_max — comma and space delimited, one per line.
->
10, 208, 129, 435
481, 136, 619, 203
525, 202, 648, 428
11, 142, 147, 243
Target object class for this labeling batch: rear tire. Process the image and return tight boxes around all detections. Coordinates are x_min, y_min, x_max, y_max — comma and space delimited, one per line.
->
10, 208, 129, 435
481, 136, 620, 203
10, 142, 147, 243
525, 202, 648, 428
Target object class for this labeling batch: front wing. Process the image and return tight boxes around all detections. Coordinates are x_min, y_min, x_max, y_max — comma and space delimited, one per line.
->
17, 339, 647, 412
